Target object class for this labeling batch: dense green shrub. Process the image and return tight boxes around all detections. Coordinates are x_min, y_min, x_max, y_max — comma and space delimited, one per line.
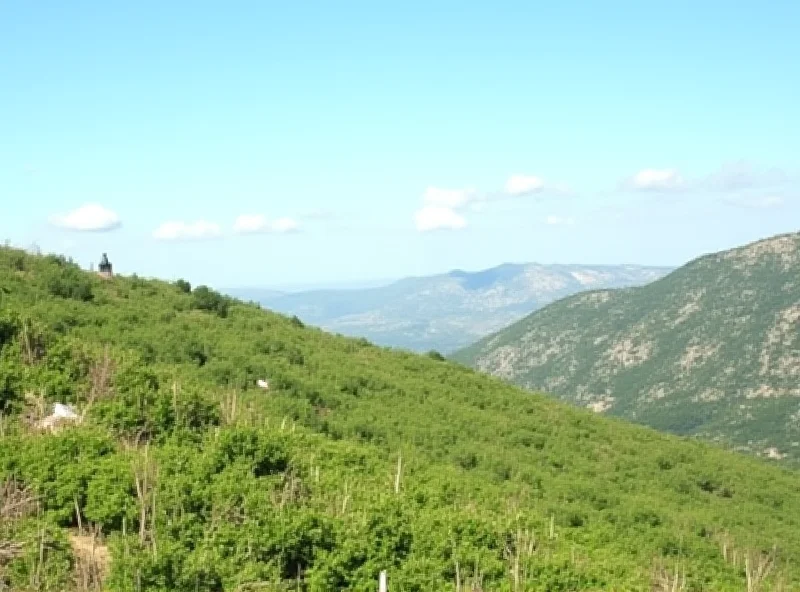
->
8, 252, 25, 271
45, 266, 94, 302
175, 279, 192, 294
0, 312, 19, 349
191, 286, 229, 318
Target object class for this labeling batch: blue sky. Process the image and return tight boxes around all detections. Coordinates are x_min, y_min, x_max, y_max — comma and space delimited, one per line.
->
2, 1, 798, 289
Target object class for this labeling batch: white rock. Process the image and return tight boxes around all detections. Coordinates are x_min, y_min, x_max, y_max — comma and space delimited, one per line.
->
52, 403, 79, 419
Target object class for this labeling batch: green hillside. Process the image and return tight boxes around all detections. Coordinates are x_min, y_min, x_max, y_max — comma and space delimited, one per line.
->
1, 247, 800, 591
453, 232, 800, 466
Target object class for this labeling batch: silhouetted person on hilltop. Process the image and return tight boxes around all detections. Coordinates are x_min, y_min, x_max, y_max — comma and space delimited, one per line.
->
98, 253, 113, 278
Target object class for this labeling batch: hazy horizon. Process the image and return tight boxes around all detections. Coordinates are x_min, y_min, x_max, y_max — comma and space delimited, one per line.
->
224, 260, 677, 295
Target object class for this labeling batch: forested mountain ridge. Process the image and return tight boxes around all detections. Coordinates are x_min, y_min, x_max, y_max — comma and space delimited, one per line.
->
1, 246, 799, 590
454, 231, 800, 465
232, 263, 671, 354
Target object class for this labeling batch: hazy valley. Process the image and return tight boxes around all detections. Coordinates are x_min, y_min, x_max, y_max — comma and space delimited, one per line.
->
231, 263, 672, 353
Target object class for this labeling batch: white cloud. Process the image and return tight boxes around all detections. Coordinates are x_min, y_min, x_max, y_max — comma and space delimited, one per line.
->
423, 187, 475, 208
705, 161, 788, 192
505, 174, 545, 196
233, 214, 268, 234
234, 214, 300, 234
413, 175, 567, 232
270, 217, 300, 233
545, 215, 575, 226
153, 220, 222, 241
626, 169, 684, 192
617, 162, 791, 208
723, 195, 785, 209
50, 203, 122, 232
415, 205, 467, 232
414, 187, 474, 232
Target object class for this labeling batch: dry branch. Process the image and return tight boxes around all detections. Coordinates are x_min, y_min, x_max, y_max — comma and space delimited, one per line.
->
651, 560, 686, 592
70, 528, 109, 591
0, 541, 23, 565
81, 344, 116, 421
0, 479, 38, 520
745, 547, 777, 592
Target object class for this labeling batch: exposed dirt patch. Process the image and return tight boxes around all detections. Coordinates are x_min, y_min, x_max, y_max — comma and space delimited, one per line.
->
476, 345, 520, 380
671, 289, 705, 327
679, 342, 720, 372
515, 330, 580, 368
603, 337, 653, 369
587, 396, 615, 413
694, 388, 726, 403
764, 447, 787, 460
640, 384, 668, 403
570, 271, 612, 286
70, 532, 110, 587
760, 304, 800, 377
570, 290, 612, 308
743, 385, 800, 399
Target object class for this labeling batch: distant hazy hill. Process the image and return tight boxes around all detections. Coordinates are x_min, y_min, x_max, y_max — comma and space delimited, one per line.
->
232, 263, 672, 353
454, 232, 800, 464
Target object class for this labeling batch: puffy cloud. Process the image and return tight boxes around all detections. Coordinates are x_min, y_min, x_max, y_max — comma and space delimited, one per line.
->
415, 205, 467, 232
414, 187, 473, 232
234, 214, 300, 234
625, 169, 684, 192
50, 203, 122, 232
413, 175, 565, 232
545, 215, 575, 226
153, 220, 222, 241
505, 174, 545, 196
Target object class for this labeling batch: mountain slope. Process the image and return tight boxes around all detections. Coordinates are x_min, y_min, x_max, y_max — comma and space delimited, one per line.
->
454, 231, 800, 464
1, 247, 800, 590
232, 263, 671, 353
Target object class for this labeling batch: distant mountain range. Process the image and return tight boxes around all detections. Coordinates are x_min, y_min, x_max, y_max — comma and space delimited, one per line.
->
453, 231, 800, 464
229, 263, 672, 353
